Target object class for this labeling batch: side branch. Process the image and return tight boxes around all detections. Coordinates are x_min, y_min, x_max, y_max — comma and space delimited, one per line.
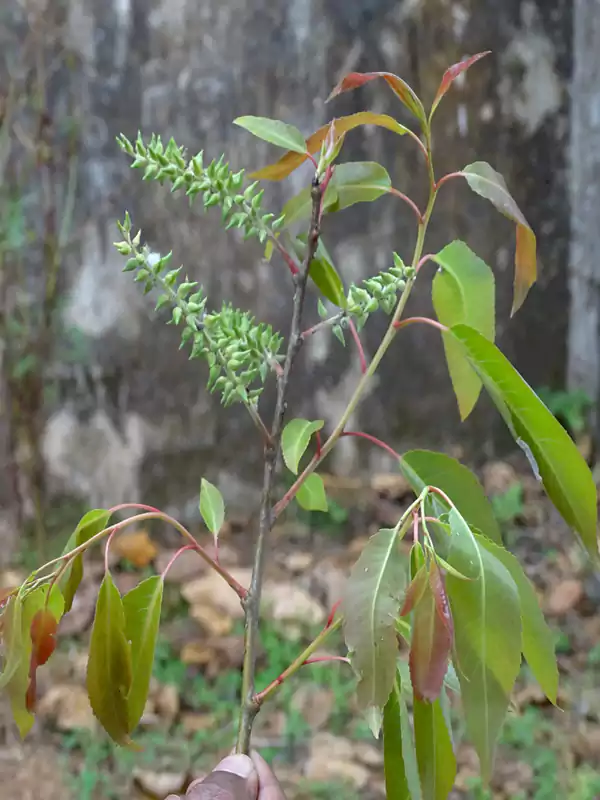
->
236, 174, 324, 754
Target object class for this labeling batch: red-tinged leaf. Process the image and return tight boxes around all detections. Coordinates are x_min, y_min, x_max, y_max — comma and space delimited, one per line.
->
86, 573, 133, 745
410, 563, 453, 702
460, 162, 536, 314
7, 584, 64, 737
400, 565, 428, 617
123, 576, 164, 730
430, 52, 491, 116
251, 112, 411, 181
327, 72, 426, 126
60, 509, 111, 612
26, 609, 60, 713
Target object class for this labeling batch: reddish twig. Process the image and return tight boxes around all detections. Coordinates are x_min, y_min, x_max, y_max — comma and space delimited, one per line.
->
303, 655, 351, 666
315, 430, 322, 459
393, 316, 448, 334
388, 187, 423, 222
435, 171, 465, 191
161, 544, 197, 580
412, 511, 420, 545
104, 526, 120, 573
348, 319, 367, 373
341, 430, 401, 460
325, 599, 341, 629
416, 253, 436, 273
427, 485, 454, 507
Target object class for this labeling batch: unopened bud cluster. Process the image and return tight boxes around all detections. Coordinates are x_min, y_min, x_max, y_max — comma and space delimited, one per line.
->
114, 213, 283, 407
117, 133, 285, 244
344, 253, 415, 331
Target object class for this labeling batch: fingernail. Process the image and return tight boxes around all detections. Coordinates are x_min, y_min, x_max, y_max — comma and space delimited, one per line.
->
214, 754, 254, 779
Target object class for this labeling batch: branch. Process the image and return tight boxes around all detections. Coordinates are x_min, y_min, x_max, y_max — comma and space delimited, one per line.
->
348, 319, 367, 374
236, 174, 325, 754
393, 316, 448, 334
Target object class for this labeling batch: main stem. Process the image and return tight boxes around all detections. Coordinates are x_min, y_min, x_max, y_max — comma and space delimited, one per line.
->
236, 175, 324, 753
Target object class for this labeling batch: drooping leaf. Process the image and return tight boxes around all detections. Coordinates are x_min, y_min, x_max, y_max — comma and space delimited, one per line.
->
409, 563, 453, 702
233, 116, 307, 155
27, 608, 59, 712
199, 478, 225, 543
60, 510, 111, 612
460, 162, 536, 314
0, 596, 24, 690
476, 533, 558, 704
413, 696, 457, 800
343, 528, 407, 710
251, 111, 410, 181
383, 673, 423, 799
400, 565, 428, 617
86, 573, 133, 745
327, 72, 426, 127
290, 236, 346, 307
281, 419, 324, 475
7, 584, 64, 737
431, 241, 495, 419
445, 507, 521, 780
123, 576, 164, 729
430, 52, 491, 117
327, 161, 392, 211
450, 324, 598, 555
399, 450, 502, 545
295, 473, 328, 512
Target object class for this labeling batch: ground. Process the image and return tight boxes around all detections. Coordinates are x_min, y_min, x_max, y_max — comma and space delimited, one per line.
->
1, 455, 600, 799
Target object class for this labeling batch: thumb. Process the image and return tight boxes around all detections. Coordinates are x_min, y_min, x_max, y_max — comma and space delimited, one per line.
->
183, 755, 259, 800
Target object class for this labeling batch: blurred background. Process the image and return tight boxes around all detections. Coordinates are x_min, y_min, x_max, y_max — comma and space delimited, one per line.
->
1, 1, 600, 798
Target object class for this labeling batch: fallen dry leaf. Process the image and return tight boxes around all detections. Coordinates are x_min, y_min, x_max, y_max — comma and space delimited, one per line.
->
153, 683, 180, 723
38, 684, 96, 731
370, 473, 411, 499
352, 740, 383, 767
482, 460, 518, 495
113, 529, 158, 568
291, 685, 334, 730
190, 604, 233, 637
180, 712, 218, 734
181, 569, 251, 619
262, 582, 325, 627
305, 732, 370, 788
133, 769, 187, 798
545, 579, 584, 615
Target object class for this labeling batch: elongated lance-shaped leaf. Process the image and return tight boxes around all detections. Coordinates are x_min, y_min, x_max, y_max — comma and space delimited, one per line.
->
413, 696, 456, 800
327, 71, 427, 127
450, 324, 598, 556
290, 236, 346, 307
87, 573, 133, 745
123, 576, 164, 729
251, 111, 411, 181
343, 528, 407, 710
430, 53, 491, 117
475, 533, 557, 704
295, 473, 328, 512
431, 241, 495, 420
383, 673, 423, 799
399, 450, 501, 545
60, 510, 112, 612
199, 479, 225, 546
233, 116, 307, 154
7, 584, 64, 738
282, 419, 324, 475
459, 162, 536, 314
409, 562, 453, 702
0, 595, 23, 690
445, 507, 521, 780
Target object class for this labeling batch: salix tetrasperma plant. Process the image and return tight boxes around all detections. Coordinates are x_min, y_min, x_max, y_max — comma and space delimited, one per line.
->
1, 53, 597, 798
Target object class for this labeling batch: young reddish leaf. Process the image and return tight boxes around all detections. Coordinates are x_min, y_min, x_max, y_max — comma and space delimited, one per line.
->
383, 673, 423, 799
410, 563, 453, 702
413, 696, 456, 800
327, 72, 426, 126
86, 573, 133, 745
400, 565, 428, 617
431, 241, 495, 420
430, 52, 491, 117
251, 112, 410, 181
233, 116, 307, 155
7, 584, 64, 737
123, 576, 164, 730
26, 609, 59, 712
60, 510, 111, 612
450, 324, 598, 556
399, 450, 502, 545
459, 162, 536, 314
343, 528, 407, 711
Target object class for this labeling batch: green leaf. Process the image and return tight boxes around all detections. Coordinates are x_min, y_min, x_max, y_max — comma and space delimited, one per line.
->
450, 324, 598, 555
399, 450, 501, 545
86, 573, 133, 745
445, 507, 521, 780
431, 241, 495, 420
460, 162, 536, 314
0, 596, 23, 690
123, 576, 164, 729
327, 161, 391, 211
383, 674, 423, 800
295, 473, 328, 512
413, 697, 457, 800
475, 534, 558, 704
290, 237, 346, 307
233, 116, 307, 155
342, 528, 407, 710
7, 584, 64, 738
281, 419, 324, 475
60, 510, 112, 612
199, 478, 225, 540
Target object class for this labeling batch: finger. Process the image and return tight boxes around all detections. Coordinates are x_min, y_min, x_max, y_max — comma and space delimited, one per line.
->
251, 752, 287, 800
185, 755, 259, 800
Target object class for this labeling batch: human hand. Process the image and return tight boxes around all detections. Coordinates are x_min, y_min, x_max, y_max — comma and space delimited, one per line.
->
167, 752, 287, 800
